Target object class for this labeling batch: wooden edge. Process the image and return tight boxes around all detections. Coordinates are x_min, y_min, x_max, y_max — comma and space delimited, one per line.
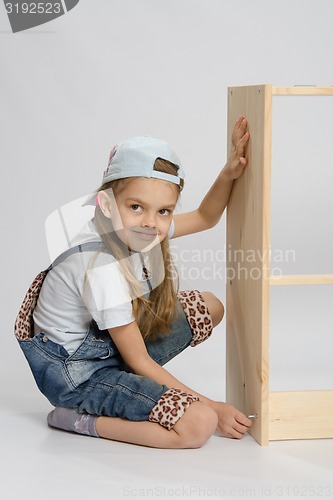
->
272, 86, 333, 96
260, 84, 273, 447
270, 275, 333, 286
269, 391, 333, 441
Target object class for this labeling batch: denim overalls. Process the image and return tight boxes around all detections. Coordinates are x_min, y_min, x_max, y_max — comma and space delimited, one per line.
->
15, 242, 213, 430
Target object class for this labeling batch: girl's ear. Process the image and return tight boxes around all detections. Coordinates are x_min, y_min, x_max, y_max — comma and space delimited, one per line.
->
97, 190, 112, 219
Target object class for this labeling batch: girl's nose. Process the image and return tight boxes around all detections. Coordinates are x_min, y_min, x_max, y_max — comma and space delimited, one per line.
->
141, 212, 156, 228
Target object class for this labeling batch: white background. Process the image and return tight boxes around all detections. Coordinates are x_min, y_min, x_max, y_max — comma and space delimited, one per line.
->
1, 0, 333, 482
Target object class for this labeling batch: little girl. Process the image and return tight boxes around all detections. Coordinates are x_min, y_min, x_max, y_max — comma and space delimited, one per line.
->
15, 116, 251, 449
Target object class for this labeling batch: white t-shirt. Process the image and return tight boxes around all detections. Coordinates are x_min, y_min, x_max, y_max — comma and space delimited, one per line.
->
33, 219, 174, 354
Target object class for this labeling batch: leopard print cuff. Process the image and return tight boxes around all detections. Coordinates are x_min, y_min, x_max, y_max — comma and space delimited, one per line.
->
148, 388, 200, 430
177, 290, 214, 347
15, 271, 47, 341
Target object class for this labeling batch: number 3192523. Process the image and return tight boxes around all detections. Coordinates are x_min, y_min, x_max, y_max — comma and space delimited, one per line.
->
5, 3, 62, 14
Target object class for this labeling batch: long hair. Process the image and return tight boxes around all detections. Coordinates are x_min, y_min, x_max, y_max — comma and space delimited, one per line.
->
93, 158, 181, 342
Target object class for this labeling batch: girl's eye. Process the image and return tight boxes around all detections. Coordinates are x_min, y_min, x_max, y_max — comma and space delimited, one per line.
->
130, 204, 142, 212
159, 209, 171, 216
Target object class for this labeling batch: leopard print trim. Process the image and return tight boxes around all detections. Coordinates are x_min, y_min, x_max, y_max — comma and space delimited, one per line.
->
14, 271, 47, 341
177, 290, 213, 347
148, 388, 200, 430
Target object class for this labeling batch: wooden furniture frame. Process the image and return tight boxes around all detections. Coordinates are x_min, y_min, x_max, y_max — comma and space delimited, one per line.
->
225, 84, 333, 445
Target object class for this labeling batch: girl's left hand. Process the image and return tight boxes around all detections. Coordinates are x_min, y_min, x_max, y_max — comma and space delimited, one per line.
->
223, 115, 250, 181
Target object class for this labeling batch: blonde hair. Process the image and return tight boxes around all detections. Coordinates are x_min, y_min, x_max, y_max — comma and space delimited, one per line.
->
93, 158, 181, 342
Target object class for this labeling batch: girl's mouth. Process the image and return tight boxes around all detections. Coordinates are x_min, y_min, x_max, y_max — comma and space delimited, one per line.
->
131, 229, 158, 241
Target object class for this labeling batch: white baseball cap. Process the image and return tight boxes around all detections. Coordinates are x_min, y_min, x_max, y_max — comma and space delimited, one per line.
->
101, 136, 185, 190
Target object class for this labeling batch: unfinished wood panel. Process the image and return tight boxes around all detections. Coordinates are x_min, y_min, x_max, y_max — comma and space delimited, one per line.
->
269, 391, 333, 440
270, 275, 333, 286
226, 85, 272, 445
273, 86, 333, 96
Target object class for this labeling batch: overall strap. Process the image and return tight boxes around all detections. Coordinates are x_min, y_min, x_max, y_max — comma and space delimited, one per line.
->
45, 241, 108, 272
15, 241, 109, 341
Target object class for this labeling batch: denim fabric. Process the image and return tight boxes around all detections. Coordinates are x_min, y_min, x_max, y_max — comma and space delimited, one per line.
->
18, 303, 193, 422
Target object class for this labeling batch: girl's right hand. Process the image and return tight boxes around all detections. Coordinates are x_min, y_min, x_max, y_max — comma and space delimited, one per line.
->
211, 402, 252, 439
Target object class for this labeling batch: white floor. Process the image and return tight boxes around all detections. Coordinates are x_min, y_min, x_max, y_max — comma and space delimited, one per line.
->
2, 394, 333, 500
3, 308, 333, 500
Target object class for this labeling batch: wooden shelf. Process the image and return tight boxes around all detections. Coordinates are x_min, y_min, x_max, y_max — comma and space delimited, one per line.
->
272, 86, 333, 96
270, 391, 333, 440
226, 84, 333, 445
270, 275, 333, 286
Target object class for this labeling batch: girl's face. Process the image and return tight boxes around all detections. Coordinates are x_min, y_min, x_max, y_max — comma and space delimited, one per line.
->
100, 177, 178, 252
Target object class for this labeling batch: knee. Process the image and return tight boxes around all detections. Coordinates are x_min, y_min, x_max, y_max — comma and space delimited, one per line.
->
176, 402, 218, 449
201, 291, 224, 327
